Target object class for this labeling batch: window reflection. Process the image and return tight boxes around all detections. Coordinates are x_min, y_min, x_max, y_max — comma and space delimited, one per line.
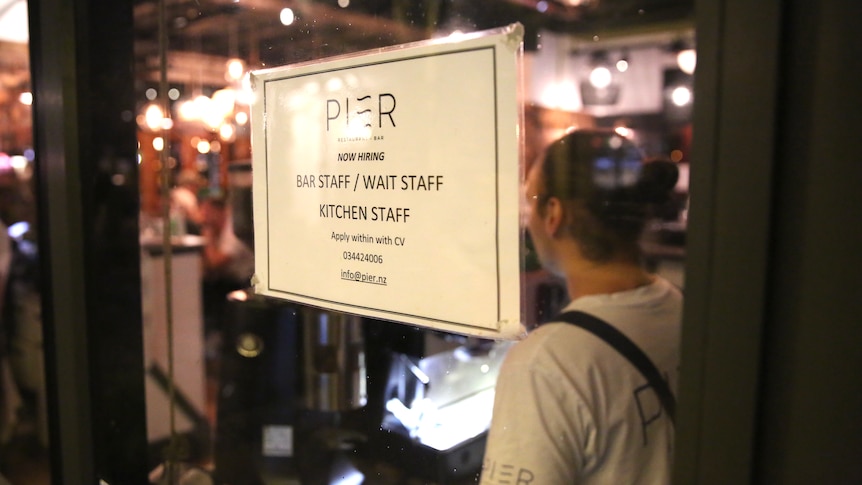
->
134, 0, 692, 483
0, 2, 51, 483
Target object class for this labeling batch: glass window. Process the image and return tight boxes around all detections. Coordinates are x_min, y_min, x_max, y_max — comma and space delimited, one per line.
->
27, 0, 696, 482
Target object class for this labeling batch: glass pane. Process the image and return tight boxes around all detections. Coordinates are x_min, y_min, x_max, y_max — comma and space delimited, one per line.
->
133, 1, 692, 483
0, 2, 52, 483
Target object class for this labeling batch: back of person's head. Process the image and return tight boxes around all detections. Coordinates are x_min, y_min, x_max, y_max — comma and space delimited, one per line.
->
176, 169, 202, 188
202, 192, 228, 210
200, 192, 229, 228
538, 129, 678, 262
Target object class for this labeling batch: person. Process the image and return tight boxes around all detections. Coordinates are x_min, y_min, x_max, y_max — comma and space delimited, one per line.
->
170, 169, 205, 235
480, 129, 682, 484
200, 193, 254, 286
199, 193, 254, 336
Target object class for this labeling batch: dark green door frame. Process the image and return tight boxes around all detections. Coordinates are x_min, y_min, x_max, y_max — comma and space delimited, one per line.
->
677, 0, 862, 484
674, 0, 781, 483
29, 0, 148, 483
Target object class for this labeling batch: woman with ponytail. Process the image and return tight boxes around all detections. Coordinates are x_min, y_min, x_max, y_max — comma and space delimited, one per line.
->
481, 130, 682, 485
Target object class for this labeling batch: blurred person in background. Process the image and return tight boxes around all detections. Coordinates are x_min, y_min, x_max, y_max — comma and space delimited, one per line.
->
200, 193, 254, 293
199, 193, 254, 362
170, 169, 205, 235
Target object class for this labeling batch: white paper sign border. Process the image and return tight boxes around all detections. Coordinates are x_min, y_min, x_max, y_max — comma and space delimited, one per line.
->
250, 24, 526, 340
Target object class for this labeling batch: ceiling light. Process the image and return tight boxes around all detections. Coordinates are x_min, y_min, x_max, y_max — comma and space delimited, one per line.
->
615, 59, 629, 73
226, 59, 245, 82
197, 140, 211, 154
144, 104, 165, 131
235, 111, 249, 125
589, 66, 612, 89
587, 51, 614, 89
677, 49, 697, 74
671, 86, 692, 106
280, 8, 295, 26
177, 100, 198, 121
616, 49, 630, 73
219, 124, 235, 141
614, 126, 633, 138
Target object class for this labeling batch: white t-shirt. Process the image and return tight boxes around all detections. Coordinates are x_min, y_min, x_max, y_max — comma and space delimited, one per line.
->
481, 276, 682, 485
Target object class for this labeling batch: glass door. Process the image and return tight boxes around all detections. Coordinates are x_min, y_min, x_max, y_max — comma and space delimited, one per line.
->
131, 1, 694, 483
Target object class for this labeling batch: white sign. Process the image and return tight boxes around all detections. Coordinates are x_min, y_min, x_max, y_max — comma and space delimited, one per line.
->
251, 24, 526, 339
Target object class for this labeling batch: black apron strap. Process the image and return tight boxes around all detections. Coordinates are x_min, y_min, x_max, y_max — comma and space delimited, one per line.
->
555, 310, 676, 424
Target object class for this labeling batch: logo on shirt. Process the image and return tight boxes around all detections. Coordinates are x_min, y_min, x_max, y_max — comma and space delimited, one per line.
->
482, 458, 535, 484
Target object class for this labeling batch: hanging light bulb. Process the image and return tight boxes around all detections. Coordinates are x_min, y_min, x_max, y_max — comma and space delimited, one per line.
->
580, 50, 622, 106
588, 51, 613, 89
197, 139, 211, 154
212, 89, 237, 119
615, 58, 629, 73
177, 99, 197, 121
671, 86, 693, 106
589, 66, 613, 89
144, 104, 165, 131
615, 50, 630, 73
219, 123, 236, 141
280, 8, 295, 26
677, 48, 697, 74
226, 58, 245, 82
